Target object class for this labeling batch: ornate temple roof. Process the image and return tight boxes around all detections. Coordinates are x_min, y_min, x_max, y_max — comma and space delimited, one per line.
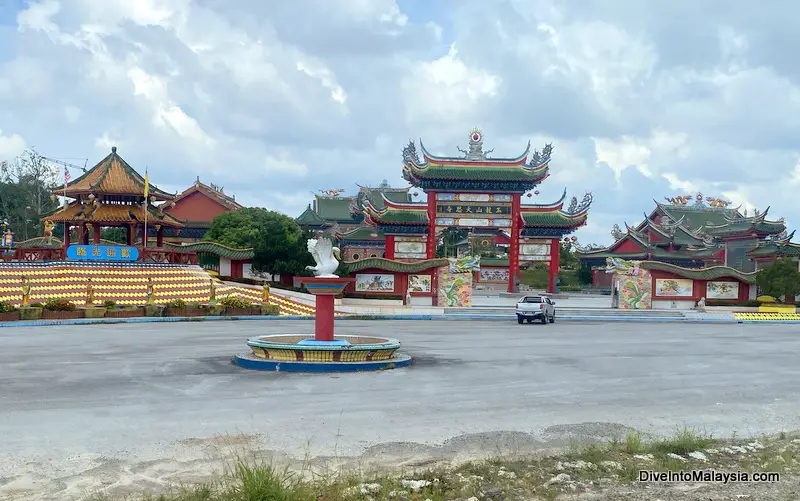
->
519, 191, 592, 229
41, 200, 183, 227
401, 129, 551, 191
56, 147, 174, 201
362, 194, 429, 226
168, 177, 243, 212
746, 230, 800, 258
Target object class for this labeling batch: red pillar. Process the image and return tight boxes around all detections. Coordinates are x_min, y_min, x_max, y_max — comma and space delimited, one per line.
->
548, 238, 560, 293
508, 194, 521, 293
315, 294, 335, 342
63, 223, 70, 248
426, 193, 437, 259
81, 224, 89, 244
127, 224, 134, 246
92, 223, 101, 244
156, 226, 163, 247
385, 235, 395, 259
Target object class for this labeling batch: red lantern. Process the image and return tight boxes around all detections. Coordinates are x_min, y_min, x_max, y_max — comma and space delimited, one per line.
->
571, 236, 577, 242
412, 191, 418, 197
534, 190, 540, 195
526, 193, 532, 198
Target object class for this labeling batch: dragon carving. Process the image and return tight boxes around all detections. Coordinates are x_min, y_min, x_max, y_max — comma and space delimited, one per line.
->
605, 256, 642, 276
611, 224, 624, 240
664, 195, 692, 205
402, 140, 420, 164
529, 143, 554, 165
318, 189, 345, 198
706, 197, 731, 208
568, 192, 593, 214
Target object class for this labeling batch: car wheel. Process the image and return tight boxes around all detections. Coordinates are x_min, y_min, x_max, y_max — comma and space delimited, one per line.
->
541, 315, 547, 324
517, 316, 524, 324
549, 313, 555, 323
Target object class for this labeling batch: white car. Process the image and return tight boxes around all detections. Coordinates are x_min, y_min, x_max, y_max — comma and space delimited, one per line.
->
515, 295, 556, 324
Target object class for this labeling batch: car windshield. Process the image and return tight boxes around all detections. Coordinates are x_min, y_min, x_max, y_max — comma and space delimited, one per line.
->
521, 296, 542, 303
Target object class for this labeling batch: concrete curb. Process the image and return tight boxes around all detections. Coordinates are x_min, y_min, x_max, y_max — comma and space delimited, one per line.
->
0, 313, 760, 328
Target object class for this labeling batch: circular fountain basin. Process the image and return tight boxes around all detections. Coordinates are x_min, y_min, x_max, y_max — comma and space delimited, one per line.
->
234, 334, 412, 372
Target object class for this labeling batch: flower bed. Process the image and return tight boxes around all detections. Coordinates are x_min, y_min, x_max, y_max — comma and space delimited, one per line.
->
224, 307, 262, 316
165, 308, 206, 317
41, 309, 84, 320
0, 311, 20, 321
105, 308, 144, 318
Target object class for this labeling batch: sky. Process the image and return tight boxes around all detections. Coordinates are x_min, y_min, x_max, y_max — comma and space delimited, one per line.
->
1, 0, 799, 247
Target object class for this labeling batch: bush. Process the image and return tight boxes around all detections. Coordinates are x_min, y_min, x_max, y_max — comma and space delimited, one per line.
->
0, 302, 16, 313
220, 297, 253, 308
28, 302, 43, 308
44, 298, 76, 311
165, 299, 187, 309
705, 299, 761, 307
262, 304, 280, 315
103, 300, 116, 309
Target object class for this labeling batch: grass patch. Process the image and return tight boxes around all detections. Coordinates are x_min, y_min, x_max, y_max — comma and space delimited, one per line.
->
648, 427, 716, 456
623, 432, 645, 454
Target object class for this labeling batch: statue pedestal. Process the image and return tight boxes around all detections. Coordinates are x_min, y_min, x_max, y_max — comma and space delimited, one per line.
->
299, 277, 354, 342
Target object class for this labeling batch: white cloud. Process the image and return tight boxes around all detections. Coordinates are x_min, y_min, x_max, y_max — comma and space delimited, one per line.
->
0, 130, 27, 160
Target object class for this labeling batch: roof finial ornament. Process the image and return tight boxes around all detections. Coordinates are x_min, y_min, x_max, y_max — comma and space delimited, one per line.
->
457, 128, 490, 160
111, 146, 117, 153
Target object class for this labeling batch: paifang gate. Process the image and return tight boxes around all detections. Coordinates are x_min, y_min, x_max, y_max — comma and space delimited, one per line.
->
362, 129, 593, 296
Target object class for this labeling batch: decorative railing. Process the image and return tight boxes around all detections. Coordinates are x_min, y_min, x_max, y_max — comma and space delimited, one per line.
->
141, 247, 198, 264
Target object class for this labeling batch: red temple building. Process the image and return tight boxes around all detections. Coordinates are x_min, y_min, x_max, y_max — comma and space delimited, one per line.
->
360, 129, 592, 293
576, 193, 795, 287
161, 177, 243, 243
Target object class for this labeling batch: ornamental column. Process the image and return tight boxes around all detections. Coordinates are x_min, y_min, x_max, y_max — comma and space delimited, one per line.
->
548, 238, 560, 293
508, 194, 521, 293
385, 235, 395, 259
426, 192, 437, 259
92, 223, 101, 244
156, 225, 163, 247
81, 223, 90, 244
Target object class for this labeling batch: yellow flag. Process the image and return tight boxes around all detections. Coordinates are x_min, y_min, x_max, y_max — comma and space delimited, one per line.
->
144, 167, 149, 199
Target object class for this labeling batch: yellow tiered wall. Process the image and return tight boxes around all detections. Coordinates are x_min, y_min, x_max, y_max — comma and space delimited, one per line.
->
0, 262, 316, 316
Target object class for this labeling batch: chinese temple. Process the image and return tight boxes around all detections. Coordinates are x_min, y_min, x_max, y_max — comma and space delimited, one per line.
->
40, 146, 184, 251
361, 129, 592, 294
576, 193, 794, 286
161, 177, 243, 243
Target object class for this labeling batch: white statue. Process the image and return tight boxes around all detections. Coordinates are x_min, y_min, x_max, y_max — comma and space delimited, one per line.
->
306, 237, 341, 278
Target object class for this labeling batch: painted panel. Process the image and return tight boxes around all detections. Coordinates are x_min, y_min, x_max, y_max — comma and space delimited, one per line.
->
706, 281, 739, 299
66, 245, 139, 261
437, 204, 511, 215
458, 193, 491, 202
457, 218, 490, 227
520, 243, 550, 256
436, 217, 456, 226
395, 236, 425, 242
396, 241, 425, 254
438, 193, 456, 201
355, 273, 395, 292
493, 194, 512, 202
480, 268, 509, 282
520, 254, 550, 261
654, 278, 694, 297
408, 274, 432, 292
615, 272, 653, 309
448, 255, 481, 272
492, 219, 512, 227
438, 269, 472, 307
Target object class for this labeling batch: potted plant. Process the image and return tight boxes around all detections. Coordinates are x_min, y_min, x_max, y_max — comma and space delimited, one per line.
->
261, 303, 281, 316
184, 301, 206, 317
104, 299, 145, 318
0, 301, 19, 321
41, 298, 84, 320
221, 297, 260, 316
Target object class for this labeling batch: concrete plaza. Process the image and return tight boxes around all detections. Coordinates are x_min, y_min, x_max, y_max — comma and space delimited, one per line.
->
2, 319, 799, 499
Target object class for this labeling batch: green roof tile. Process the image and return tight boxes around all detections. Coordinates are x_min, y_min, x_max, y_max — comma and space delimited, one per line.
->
640, 261, 758, 284
345, 257, 448, 273
404, 163, 548, 181
314, 197, 358, 221
522, 211, 587, 228
296, 204, 327, 225
747, 243, 800, 257
167, 241, 254, 260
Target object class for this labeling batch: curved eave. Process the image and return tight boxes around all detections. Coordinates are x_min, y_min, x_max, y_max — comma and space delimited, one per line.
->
345, 257, 449, 273
520, 188, 567, 211
418, 139, 530, 166
362, 203, 428, 226
639, 261, 758, 284
165, 241, 254, 259
379, 193, 428, 210
521, 210, 588, 229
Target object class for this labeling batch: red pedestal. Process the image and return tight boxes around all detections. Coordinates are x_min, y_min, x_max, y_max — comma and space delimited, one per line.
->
299, 277, 355, 342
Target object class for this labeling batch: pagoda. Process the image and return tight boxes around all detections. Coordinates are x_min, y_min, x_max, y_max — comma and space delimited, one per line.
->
576, 193, 793, 285
41, 146, 183, 249
362, 129, 592, 293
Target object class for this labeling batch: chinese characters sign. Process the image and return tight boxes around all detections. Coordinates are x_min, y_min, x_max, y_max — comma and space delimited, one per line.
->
67, 245, 139, 262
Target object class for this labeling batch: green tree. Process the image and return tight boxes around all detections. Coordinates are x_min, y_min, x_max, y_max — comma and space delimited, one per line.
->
0, 148, 59, 240
755, 257, 800, 302
204, 208, 314, 275
559, 239, 579, 269
436, 227, 468, 257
